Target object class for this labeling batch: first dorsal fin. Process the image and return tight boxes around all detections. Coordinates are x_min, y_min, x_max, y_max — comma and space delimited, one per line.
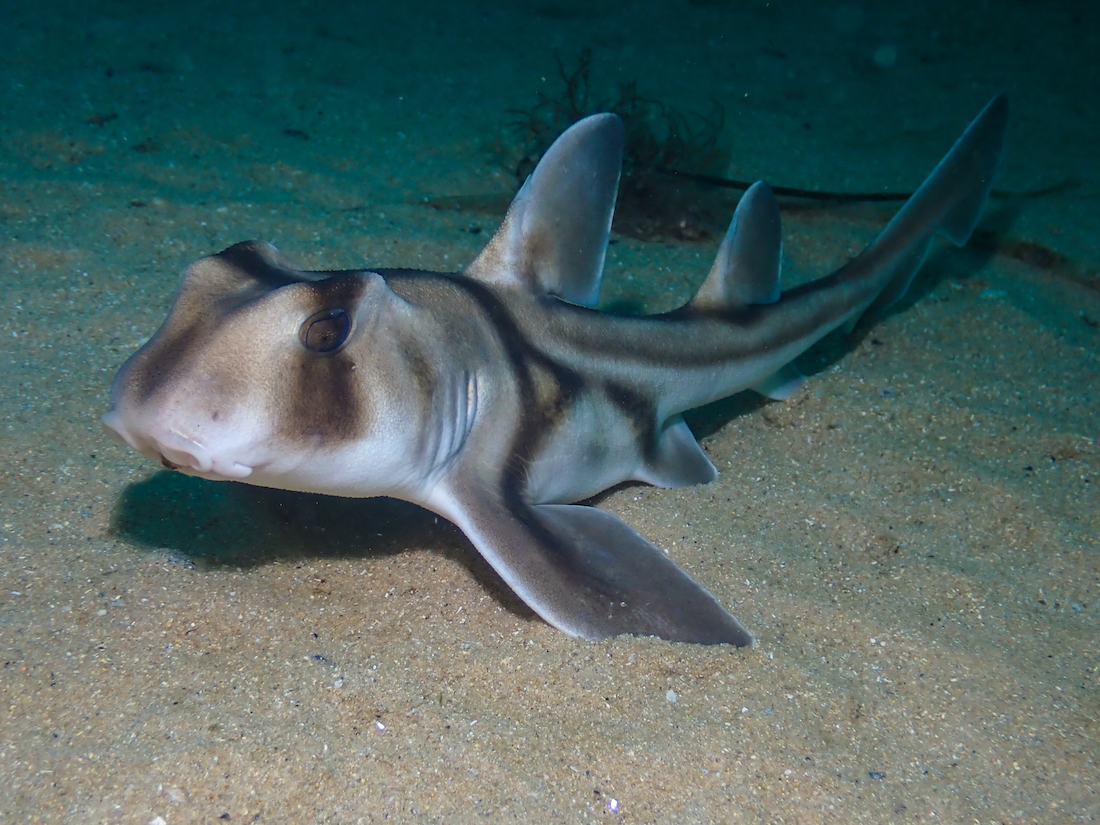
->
687, 181, 782, 312
464, 114, 624, 306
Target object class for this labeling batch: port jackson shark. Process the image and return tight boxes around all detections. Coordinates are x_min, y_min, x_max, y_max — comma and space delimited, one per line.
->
104, 96, 1007, 646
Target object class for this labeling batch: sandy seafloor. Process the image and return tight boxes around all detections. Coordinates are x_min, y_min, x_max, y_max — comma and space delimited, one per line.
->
1, 0, 1097, 822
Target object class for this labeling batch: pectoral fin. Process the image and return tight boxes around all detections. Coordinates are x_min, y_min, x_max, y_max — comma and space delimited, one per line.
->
438, 486, 754, 646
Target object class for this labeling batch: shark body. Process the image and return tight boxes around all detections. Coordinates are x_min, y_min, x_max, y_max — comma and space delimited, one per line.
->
104, 96, 1007, 646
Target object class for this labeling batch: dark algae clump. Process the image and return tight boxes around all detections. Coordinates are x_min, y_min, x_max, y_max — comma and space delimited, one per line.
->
511, 48, 732, 242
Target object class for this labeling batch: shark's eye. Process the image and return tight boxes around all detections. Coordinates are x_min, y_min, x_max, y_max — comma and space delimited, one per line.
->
300, 308, 351, 353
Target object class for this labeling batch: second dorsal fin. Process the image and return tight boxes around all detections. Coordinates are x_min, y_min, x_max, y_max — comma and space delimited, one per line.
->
688, 181, 782, 311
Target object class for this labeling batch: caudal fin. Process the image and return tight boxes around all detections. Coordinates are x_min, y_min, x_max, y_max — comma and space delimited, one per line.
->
854, 94, 1009, 321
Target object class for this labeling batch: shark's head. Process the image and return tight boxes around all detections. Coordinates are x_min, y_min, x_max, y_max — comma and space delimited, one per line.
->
103, 240, 433, 498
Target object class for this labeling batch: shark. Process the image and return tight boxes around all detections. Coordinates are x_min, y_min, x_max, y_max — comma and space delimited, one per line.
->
103, 95, 1007, 647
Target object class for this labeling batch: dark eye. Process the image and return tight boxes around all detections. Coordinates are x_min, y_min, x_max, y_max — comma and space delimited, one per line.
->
300, 308, 351, 353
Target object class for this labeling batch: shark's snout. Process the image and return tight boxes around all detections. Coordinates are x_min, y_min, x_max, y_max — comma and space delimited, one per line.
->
102, 409, 253, 480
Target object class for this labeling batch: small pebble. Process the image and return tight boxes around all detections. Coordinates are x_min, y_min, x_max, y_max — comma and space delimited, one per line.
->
665, 689, 677, 703
156, 549, 197, 570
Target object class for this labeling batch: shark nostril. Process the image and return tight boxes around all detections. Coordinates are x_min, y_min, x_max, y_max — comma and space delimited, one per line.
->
154, 433, 214, 474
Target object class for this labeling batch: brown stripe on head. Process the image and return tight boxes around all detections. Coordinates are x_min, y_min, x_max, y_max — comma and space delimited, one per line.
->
273, 274, 378, 444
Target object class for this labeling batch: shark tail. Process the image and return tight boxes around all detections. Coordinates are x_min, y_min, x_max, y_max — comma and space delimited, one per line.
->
849, 94, 1009, 324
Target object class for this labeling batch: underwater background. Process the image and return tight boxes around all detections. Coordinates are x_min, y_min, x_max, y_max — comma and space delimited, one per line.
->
1, 0, 1096, 821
